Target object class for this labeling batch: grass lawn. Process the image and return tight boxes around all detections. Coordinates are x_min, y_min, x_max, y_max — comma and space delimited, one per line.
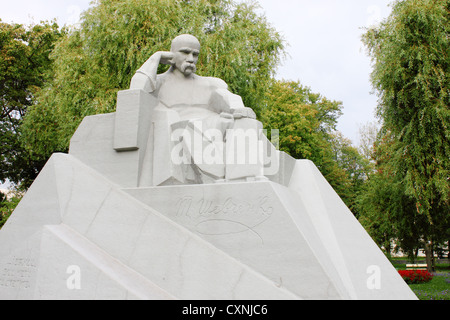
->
410, 272, 450, 300
391, 257, 450, 300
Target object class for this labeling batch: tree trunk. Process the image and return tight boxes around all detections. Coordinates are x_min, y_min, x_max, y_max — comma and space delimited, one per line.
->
424, 242, 434, 272
414, 247, 419, 263
385, 241, 392, 261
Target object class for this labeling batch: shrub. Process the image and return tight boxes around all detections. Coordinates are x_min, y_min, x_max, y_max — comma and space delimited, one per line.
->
398, 270, 434, 284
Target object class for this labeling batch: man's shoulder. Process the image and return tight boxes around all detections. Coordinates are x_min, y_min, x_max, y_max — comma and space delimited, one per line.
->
196, 75, 228, 90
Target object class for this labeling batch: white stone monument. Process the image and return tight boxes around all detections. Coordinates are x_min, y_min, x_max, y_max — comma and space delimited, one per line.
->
0, 35, 417, 300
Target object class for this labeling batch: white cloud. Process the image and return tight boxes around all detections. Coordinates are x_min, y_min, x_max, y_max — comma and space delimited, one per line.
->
66, 5, 82, 26
256, 0, 392, 144
0, 0, 91, 26
366, 5, 383, 27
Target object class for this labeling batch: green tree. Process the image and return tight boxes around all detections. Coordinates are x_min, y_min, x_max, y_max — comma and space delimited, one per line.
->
329, 131, 372, 217
0, 20, 63, 187
362, 0, 449, 269
261, 80, 324, 161
21, 0, 285, 163
357, 130, 423, 260
260, 79, 368, 212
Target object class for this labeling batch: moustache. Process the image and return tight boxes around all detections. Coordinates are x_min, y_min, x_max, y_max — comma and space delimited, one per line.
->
181, 63, 197, 73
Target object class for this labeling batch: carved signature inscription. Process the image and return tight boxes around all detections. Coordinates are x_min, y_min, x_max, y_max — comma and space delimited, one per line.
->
175, 195, 273, 243
0, 257, 36, 289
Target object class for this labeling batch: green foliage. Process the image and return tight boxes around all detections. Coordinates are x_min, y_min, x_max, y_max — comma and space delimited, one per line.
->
361, 0, 450, 259
0, 20, 64, 187
357, 131, 422, 257
328, 131, 372, 216
260, 79, 370, 214
0, 191, 22, 229
21, 0, 285, 162
362, 0, 449, 218
261, 80, 323, 160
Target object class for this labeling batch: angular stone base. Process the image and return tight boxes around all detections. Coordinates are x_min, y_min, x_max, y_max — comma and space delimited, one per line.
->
0, 153, 417, 300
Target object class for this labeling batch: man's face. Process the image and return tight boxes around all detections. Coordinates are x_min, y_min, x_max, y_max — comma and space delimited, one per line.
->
171, 38, 200, 77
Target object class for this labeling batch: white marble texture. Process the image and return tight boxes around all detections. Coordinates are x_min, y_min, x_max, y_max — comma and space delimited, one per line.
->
0, 152, 417, 299
0, 154, 301, 300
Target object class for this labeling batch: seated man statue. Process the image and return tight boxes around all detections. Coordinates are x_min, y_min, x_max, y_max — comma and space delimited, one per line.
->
125, 34, 268, 185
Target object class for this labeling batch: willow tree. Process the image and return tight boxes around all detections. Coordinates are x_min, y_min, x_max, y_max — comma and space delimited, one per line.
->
0, 21, 63, 187
21, 0, 285, 162
357, 130, 424, 260
362, 0, 449, 268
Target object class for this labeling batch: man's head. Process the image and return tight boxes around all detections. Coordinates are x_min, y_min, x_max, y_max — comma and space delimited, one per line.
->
170, 34, 201, 77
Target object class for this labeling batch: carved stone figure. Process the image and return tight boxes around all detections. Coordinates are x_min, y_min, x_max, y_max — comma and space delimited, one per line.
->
116, 34, 269, 185
130, 34, 255, 120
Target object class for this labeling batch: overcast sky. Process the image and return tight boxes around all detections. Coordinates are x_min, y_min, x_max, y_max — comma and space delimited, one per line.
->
255, 0, 392, 145
0, 0, 393, 147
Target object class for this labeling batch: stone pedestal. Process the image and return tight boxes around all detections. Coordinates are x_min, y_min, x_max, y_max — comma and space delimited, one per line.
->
0, 151, 417, 299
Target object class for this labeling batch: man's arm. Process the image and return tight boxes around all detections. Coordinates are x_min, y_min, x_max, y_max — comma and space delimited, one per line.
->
209, 87, 256, 120
130, 51, 174, 93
